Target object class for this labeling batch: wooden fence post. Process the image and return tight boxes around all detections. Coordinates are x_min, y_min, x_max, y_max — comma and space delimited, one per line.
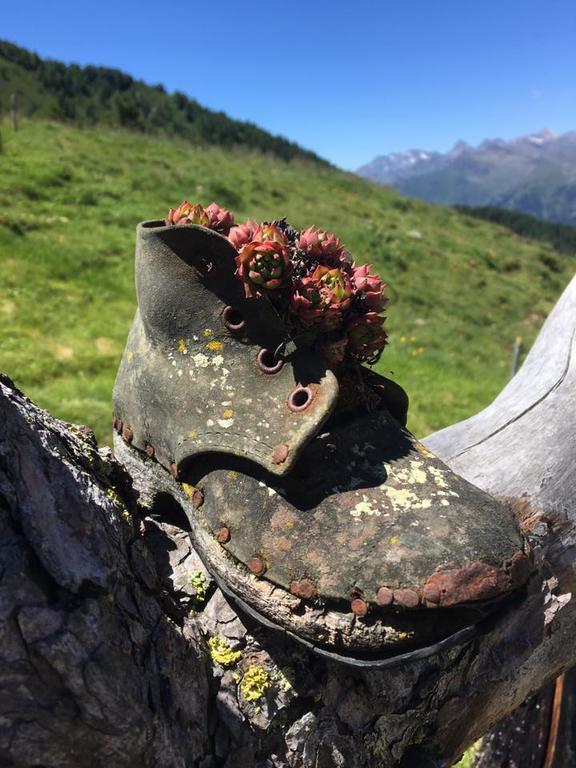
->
10, 93, 18, 132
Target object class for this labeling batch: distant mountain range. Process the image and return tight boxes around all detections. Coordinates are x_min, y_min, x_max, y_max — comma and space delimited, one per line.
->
357, 130, 576, 226
0, 40, 325, 165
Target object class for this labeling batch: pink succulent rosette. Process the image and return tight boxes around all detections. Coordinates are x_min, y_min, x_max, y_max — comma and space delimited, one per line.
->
166, 200, 209, 227
297, 226, 346, 266
204, 202, 235, 234
291, 266, 352, 329
352, 264, 387, 311
252, 223, 288, 245
166, 200, 234, 234
346, 312, 388, 361
166, 200, 390, 366
228, 220, 258, 250
235, 240, 292, 297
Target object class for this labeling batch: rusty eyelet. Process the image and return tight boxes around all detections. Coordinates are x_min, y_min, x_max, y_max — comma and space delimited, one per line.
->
257, 348, 284, 374
222, 305, 246, 332
288, 386, 313, 412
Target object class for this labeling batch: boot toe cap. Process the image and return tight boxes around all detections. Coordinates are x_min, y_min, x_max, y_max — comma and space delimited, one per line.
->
190, 410, 532, 654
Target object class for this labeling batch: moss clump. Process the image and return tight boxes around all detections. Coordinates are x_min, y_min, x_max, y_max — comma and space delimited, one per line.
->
240, 664, 271, 701
187, 570, 208, 602
453, 741, 481, 767
208, 636, 242, 667
270, 665, 295, 693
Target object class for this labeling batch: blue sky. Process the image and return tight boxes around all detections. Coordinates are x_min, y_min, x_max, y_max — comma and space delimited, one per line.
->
2, 0, 575, 169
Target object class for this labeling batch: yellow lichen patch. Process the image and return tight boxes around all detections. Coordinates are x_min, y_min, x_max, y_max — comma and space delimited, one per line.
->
414, 441, 435, 459
182, 482, 197, 498
389, 535, 399, 545
208, 636, 242, 667
428, 465, 452, 490
203, 328, 213, 337
382, 484, 437, 511
388, 460, 427, 486
407, 460, 427, 484
381, 485, 419, 510
222, 408, 233, 419
178, 339, 187, 353
206, 340, 223, 352
227, 470, 238, 481
350, 496, 380, 518
187, 429, 198, 439
240, 665, 271, 701
127, 351, 134, 363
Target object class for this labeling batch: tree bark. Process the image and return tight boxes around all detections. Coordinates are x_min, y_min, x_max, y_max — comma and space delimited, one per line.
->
0, 276, 574, 768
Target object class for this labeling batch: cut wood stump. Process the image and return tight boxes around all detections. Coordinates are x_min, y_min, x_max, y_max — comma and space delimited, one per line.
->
0, 276, 574, 768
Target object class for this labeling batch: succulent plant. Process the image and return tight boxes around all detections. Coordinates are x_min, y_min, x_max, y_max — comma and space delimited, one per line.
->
291, 266, 352, 328
166, 200, 209, 227
296, 226, 346, 267
352, 264, 387, 311
346, 312, 388, 362
205, 202, 235, 234
252, 223, 289, 245
235, 240, 292, 297
228, 220, 258, 250
164, 201, 390, 367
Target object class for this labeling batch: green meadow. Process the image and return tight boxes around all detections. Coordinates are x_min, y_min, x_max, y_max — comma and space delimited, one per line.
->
1, 120, 574, 446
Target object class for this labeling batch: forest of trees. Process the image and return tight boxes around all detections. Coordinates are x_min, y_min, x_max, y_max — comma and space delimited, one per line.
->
0, 40, 326, 164
456, 204, 576, 255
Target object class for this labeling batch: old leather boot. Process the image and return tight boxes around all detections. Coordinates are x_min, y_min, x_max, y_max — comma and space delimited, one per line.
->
113, 219, 532, 666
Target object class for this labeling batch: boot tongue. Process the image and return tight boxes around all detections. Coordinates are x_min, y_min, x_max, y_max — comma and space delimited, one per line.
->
134, 222, 340, 476
173, 343, 339, 477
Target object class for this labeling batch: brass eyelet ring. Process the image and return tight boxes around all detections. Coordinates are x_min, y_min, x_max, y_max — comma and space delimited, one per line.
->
287, 385, 313, 412
222, 305, 246, 332
257, 348, 284, 374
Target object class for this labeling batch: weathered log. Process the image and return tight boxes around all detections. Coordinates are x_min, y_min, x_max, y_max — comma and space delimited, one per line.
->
424, 275, 576, 768
472, 671, 576, 768
0, 276, 574, 768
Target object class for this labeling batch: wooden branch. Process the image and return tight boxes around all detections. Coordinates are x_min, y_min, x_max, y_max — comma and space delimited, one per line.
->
423, 275, 576, 767
0, 277, 574, 768
425, 275, 576, 517
0, 374, 210, 767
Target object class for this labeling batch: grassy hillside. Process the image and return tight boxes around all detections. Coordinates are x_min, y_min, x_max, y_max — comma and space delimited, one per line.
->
455, 205, 576, 255
0, 39, 325, 164
1, 120, 574, 446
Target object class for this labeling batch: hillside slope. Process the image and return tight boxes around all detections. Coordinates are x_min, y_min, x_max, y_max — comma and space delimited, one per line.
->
358, 130, 576, 226
1, 121, 574, 444
0, 39, 324, 164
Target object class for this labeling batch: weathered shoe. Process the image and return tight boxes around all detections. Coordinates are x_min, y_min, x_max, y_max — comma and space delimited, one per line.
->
113, 220, 532, 665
